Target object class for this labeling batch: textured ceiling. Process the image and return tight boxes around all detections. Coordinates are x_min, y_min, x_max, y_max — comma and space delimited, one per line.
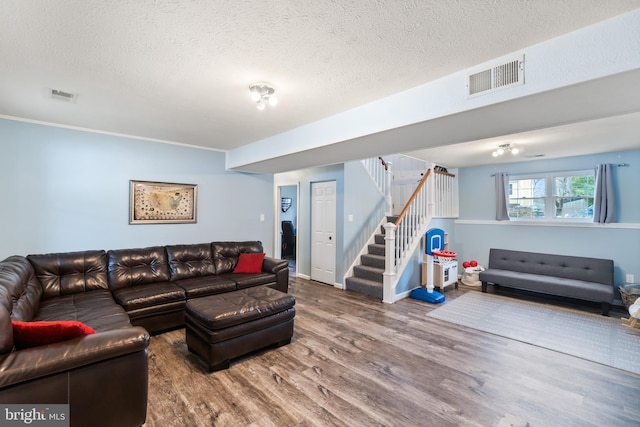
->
1, 1, 640, 168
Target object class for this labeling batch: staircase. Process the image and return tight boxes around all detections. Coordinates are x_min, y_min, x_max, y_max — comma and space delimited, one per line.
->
345, 216, 397, 299
344, 157, 458, 303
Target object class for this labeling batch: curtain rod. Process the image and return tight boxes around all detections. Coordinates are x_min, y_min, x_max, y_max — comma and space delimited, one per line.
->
490, 163, 630, 177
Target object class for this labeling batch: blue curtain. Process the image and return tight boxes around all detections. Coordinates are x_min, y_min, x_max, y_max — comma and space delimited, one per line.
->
593, 163, 615, 223
495, 172, 510, 221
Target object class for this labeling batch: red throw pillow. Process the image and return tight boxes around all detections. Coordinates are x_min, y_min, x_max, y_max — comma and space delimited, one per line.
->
12, 320, 96, 350
233, 252, 266, 273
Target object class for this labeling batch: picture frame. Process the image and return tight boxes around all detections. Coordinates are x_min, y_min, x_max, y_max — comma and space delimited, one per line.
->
281, 197, 292, 212
130, 180, 197, 224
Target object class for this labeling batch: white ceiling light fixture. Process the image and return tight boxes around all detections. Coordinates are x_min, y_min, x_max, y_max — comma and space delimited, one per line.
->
249, 82, 277, 110
492, 143, 519, 157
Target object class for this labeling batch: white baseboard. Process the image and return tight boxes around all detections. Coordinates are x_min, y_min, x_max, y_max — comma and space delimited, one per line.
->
394, 288, 415, 302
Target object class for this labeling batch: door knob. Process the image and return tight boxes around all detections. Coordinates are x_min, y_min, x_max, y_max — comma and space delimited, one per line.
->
329, 236, 332, 240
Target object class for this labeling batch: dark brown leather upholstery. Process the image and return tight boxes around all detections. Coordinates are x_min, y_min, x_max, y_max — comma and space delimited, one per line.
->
174, 275, 237, 298
220, 272, 277, 289
212, 241, 264, 274
185, 287, 295, 371
111, 282, 186, 331
166, 243, 216, 280
0, 254, 149, 427
212, 241, 290, 293
0, 256, 42, 353
35, 289, 132, 330
107, 246, 171, 290
0, 240, 290, 425
27, 250, 108, 299
107, 246, 186, 332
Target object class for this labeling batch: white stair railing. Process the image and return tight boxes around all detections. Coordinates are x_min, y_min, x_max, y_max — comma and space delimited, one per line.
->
383, 169, 459, 302
431, 169, 458, 217
361, 157, 392, 214
383, 169, 433, 303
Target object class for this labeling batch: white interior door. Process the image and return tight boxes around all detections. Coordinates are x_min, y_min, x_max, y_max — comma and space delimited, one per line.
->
311, 181, 336, 285
391, 155, 428, 215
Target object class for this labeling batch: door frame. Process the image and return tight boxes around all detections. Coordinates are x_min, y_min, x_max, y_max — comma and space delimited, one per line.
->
275, 184, 299, 275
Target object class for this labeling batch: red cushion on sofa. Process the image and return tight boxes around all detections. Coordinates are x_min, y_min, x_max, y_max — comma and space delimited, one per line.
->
11, 320, 96, 350
233, 252, 265, 273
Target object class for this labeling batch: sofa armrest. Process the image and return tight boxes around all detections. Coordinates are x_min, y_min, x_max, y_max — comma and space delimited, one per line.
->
262, 257, 288, 273
0, 327, 149, 389
262, 257, 290, 293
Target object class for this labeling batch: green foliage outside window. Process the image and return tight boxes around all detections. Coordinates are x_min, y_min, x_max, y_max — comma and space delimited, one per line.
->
508, 171, 594, 220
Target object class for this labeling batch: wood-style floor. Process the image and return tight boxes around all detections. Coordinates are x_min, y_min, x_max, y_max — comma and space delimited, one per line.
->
144, 277, 640, 427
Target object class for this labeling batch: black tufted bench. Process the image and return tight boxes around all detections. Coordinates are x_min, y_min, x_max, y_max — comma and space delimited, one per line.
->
479, 248, 614, 315
185, 286, 295, 371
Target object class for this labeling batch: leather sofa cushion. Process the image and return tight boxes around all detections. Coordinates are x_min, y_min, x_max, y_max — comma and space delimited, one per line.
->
220, 272, 277, 289
124, 301, 186, 323
34, 289, 133, 331
107, 246, 171, 290
27, 250, 108, 299
212, 241, 263, 274
166, 244, 215, 281
174, 275, 236, 298
0, 256, 43, 354
111, 282, 185, 311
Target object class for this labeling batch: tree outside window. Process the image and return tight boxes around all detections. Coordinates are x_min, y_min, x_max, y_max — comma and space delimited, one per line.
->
508, 170, 594, 220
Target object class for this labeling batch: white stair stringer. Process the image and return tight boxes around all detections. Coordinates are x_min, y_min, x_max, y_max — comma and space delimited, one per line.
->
343, 216, 388, 281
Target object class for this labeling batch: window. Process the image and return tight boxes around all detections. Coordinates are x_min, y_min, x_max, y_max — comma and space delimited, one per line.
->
508, 170, 594, 220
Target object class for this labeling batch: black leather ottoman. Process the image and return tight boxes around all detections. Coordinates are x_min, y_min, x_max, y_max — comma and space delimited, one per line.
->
185, 286, 295, 371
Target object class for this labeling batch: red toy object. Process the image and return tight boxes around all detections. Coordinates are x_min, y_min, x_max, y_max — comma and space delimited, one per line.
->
470, 260, 478, 267
432, 250, 456, 258
462, 261, 470, 268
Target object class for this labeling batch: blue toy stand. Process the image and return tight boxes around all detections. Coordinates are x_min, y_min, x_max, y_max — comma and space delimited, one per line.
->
409, 228, 446, 304
409, 287, 445, 304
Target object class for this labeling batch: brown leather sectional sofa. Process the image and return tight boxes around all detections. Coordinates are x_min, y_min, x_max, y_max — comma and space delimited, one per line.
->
0, 241, 289, 427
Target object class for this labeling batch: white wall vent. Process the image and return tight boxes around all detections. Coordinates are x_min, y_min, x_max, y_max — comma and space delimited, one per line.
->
50, 88, 78, 103
466, 55, 524, 98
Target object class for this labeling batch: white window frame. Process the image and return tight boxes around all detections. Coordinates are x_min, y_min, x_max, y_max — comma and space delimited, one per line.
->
508, 169, 595, 222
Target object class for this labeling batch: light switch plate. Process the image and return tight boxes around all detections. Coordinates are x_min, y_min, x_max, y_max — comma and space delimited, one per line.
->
626, 274, 635, 284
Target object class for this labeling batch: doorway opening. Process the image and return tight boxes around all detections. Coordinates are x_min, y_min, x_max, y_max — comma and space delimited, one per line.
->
278, 185, 298, 275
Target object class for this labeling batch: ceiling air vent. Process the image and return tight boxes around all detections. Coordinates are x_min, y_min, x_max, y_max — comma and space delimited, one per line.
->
50, 88, 78, 103
466, 54, 524, 98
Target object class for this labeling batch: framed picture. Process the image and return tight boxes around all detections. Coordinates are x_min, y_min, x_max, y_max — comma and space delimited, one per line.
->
130, 180, 197, 224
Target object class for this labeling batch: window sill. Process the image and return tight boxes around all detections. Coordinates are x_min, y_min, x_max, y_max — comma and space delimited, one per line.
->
454, 219, 640, 229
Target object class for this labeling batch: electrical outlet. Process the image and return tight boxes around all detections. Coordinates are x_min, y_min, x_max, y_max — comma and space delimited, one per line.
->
626, 274, 635, 284
347, 214, 353, 222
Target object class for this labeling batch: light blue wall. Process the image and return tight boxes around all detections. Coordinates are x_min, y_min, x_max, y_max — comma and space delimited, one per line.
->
0, 119, 275, 260
454, 149, 640, 301
343, 161, 386, 277
459, 150, 640, 222
274, 165, 345, 281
